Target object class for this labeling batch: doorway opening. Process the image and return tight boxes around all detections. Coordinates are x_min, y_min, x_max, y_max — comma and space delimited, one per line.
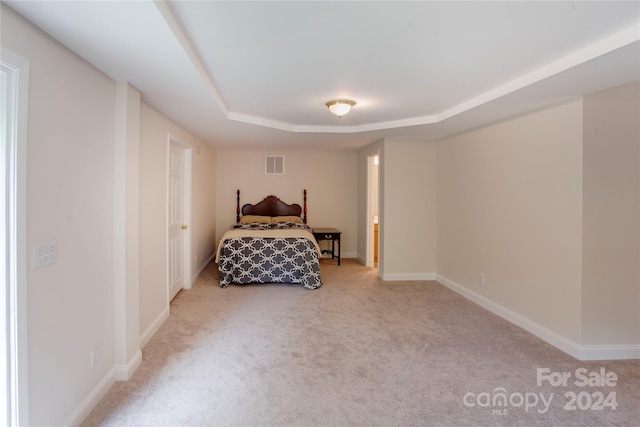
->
367, 153, 380, 269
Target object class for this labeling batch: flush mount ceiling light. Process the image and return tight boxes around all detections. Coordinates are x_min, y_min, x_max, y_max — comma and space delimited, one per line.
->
326, 99, 356, 117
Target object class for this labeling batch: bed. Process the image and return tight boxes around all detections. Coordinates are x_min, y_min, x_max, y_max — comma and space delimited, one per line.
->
215, 190, 322, 289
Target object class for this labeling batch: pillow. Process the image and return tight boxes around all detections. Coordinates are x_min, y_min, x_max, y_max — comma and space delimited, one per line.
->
272, 215, 303, 223
240, 215, 273, 224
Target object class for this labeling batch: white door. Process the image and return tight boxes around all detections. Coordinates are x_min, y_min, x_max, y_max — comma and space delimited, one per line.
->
168, 143, 187, 301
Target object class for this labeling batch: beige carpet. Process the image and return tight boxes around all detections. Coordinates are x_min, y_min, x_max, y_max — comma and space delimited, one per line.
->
82, 259, 639, 426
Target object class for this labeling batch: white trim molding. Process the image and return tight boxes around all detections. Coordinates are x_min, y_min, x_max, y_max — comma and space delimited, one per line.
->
63, 369, 115, 427
436, 274, 640, 361
383, 272, 436, 281
192, 253, 215, 284
578, 345, 640, 362
1, 47, 30, 427
139, 306, 169, 350
113, 350, 142, 381
318, 252, 357, 262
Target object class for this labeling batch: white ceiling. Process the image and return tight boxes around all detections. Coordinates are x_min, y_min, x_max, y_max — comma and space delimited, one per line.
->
5, 1, 640, 149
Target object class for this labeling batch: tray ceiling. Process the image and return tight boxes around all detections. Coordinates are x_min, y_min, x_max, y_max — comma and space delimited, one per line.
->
5, 1, 640, 148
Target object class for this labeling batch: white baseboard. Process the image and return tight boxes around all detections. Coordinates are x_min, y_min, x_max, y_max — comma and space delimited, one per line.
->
140, 251, 212, 352
139, 306, 169, 349
383, 272, 436, 281
578, 345, 640, 361
64, 368, 115, 427
65, 351, 143, 425
436, 274, 640, 361
192, 253, 215, 284
319, 251, 357, 260
113, 350, 142, 381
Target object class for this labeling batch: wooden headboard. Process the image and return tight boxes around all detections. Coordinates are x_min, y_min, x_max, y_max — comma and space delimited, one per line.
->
236, 189, 308, 223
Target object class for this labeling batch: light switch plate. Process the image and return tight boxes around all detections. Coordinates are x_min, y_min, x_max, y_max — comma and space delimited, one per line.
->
33, 240, 57, 270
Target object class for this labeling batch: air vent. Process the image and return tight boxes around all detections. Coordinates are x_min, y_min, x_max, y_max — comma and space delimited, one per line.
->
265, 155, 285, 175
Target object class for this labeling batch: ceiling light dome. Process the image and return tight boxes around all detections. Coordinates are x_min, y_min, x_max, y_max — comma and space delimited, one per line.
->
326, 99, 356, 117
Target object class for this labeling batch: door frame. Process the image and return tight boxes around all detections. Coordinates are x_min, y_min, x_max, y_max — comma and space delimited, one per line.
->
166, 135, 192, 305
366, 151, 380, 269
1, 47, 29, 427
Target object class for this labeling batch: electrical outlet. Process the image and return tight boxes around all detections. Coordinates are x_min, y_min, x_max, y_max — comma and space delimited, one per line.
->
90, 348, 99, 368
479, 273, 485, 285
33, 240, 57, 270
195, 254, 199, 265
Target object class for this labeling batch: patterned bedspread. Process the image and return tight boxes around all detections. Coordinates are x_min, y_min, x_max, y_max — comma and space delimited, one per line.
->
216, 222, 321, 289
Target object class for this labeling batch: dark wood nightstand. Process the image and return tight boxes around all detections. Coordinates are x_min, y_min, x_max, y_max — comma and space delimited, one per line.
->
312, 228, 341, 265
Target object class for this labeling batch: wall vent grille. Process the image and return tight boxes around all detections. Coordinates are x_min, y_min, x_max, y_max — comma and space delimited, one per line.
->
265, 155, 285, 175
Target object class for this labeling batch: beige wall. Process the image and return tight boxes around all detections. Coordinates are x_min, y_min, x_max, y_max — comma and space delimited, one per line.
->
582, 81, 640, 345
2, 6, 117, 424
191, 139, 218, 272
383, 140, 437, 278
139, 103, 216, 339
215, 148, 358, 256
436, 100, 584, 343
436, 84, 640, 352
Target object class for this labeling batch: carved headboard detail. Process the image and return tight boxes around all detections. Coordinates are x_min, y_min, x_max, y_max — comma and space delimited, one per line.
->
236, 189, 308, 224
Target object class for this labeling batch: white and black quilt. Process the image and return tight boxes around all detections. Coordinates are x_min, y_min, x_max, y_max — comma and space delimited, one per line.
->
216, 222, 321, 289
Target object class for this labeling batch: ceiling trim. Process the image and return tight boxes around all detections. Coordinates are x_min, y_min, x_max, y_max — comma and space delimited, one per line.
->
437, 23, 640, 124
156, 2, 639, 134
153, 0, 229, 115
